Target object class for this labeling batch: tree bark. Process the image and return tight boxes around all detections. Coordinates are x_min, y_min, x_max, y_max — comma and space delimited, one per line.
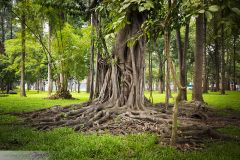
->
192, 14, 204, 101
89, 13, 95, 100
213, 16, 220, 91
86, 73, 90, 93
202, 15, 208, 93
0, 8, 5, 55
176, 25, 187, 100
183, 20, 190, 97
59, 72, 68, 92
220, 13, 225, 95
233, 34, 237, 91
77, 81, 80, 93
164, 31, 171, 108
47, 21, 53, 97
157, 46, 164, 94
20, 13, 26, 97
158, 54, 164, 94
94, 14, 108, 98
96, 11, 146, 109
148, 45, 153, 102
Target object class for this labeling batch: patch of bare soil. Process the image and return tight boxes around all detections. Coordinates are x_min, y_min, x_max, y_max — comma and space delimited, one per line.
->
7, 101, 240, 150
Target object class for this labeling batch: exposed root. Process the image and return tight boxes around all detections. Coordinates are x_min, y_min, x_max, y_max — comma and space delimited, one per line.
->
4, 100, 240, 151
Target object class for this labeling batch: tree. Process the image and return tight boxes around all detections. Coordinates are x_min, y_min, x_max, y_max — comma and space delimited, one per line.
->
20, 0, 26, 97
47, 21, 53, 96
51, 23, 89, 99
192, 13, 204, 101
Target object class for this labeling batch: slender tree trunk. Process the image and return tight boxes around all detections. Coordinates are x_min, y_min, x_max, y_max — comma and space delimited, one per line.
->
220, 16, 225, 95
0, 8, 5, 55
20, 13, 26, 97
226, 48, 231, 90
158, 54, 164, 94
77, 81, 80, 93
47, 21, 53, 97
213, 16, 220, 91
164, 31, 171, 108
172, 63, 177, 92
10, 8, 13, 39
89, 13, 95, 100
202, 15, 208, 93
149, 46, 153, 102
86, 74, 90, 93
60, 72, 68, 92
183, 19, 190, 92
192, 14, 204, 101
176, 26, 187, 100
37, 80, 40, 93
233, 34, 237, 91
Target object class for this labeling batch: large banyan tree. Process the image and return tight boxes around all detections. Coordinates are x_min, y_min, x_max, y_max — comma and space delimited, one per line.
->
23, 0, 174, 133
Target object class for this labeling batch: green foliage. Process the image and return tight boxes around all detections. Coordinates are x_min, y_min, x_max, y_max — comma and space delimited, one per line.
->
208, 5, 220, 12
231, 7, 240, 16
52, 23, 90, 81
4, 32, 46, 82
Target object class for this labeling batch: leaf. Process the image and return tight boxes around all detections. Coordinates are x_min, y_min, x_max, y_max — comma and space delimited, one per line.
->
205, 11, 213, 21
138, 0, 154, 12
143, 0, 154, 10
208, 5, 219, 12
138, 6, 145, 12
232, 7, 240, 16
198, 10, 205, 13
119, 2, 131, 13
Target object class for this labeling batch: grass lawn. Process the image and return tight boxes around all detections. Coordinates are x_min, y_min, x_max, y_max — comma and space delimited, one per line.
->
145, 90, 240, 111
0, 91, 89, 113
0, 90, 240, 159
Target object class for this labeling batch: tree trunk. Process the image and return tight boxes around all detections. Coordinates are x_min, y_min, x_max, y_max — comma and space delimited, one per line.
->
0, 8, 5, 55
60, 72, 68, 92
77, 81, 80, 93
20, 13, 26, 97
27, 82, 31, 91
220, 16, 225, 95
148, 45, 153, 102
192, 14, 204, 101
226, 48, 231, 90
89, 13, 95, 100
176, 23, 188, 100
164, 31, 171, 108
158, 53, 164, 94
213, 16, 220, 91
233, 34, 237, 91
86, 73, 90, 93
96, 11, 146, 109
47, 21, 53, 97
37, 80, 40, 93
93, 14, 109, 98
202, 15, 208, 93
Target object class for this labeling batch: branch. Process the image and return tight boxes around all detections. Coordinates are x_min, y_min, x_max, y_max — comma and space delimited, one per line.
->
11, 10, 56, 69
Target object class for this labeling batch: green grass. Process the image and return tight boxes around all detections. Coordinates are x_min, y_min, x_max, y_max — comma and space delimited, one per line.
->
218, 125, 240, 137
0, 90, 89, 113
145, 90, 240, 111
0, 125, 239, 160
0, 90, 240, 159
